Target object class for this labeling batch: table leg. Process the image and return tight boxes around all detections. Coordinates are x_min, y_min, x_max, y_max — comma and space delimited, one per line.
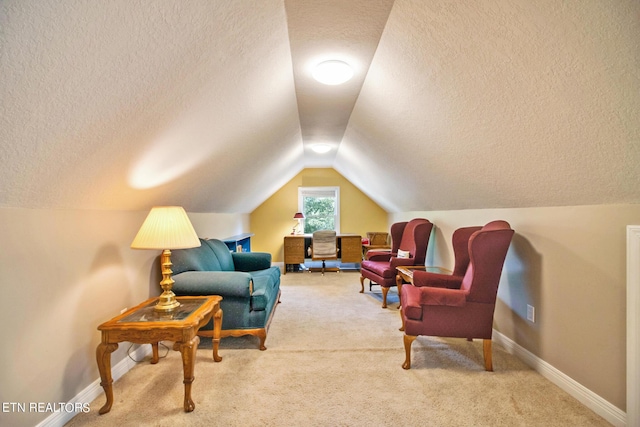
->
175, 335, 200, 412
212, 307, 223, 362
396, 272, 412, 309
396, 274, 402, 292
96, 342, 119, 415
151, 342, 159, 364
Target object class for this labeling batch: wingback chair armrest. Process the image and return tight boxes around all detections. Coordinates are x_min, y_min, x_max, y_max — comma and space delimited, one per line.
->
389, 257, 416, 269
412, 271, 463, 289
402, 285, 468, 321
232, 252, 272, 272
365, 250, 393, 261
402, 285, 423, 320
419, 287, 468, 307
173, 271, 253, 298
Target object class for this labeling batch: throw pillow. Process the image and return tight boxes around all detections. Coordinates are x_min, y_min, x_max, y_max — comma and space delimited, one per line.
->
397, 249, 411, 258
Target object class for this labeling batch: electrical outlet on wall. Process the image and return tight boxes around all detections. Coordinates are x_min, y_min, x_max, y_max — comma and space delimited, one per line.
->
527, 304, 535, 323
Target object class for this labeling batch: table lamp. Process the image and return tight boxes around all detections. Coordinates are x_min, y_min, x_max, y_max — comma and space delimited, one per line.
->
131, 206, 201, 312
292, 212, 304, 235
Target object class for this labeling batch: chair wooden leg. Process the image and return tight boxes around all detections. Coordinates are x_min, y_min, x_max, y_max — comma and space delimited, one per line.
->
483, 339, 493, 371
402, 334, 417, 369
381, 286, 389, 308
359, 275, 365, 293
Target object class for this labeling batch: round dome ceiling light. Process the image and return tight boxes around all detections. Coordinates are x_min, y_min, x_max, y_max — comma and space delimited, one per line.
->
311, 143, 332, 153
312, 60, 354, 85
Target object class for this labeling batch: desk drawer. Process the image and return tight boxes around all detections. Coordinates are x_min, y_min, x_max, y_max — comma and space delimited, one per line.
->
284, 236, 305, 264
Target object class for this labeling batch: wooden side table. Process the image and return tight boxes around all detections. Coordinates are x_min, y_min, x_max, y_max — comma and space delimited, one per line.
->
96, 295, 223, 414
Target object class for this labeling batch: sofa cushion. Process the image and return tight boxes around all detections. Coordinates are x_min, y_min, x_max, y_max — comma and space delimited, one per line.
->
172, 271, 252, 297
204, 239, 236, 271
172, 239, 221, 274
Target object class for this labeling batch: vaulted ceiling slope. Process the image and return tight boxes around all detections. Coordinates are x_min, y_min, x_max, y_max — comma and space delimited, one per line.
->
1, 0, 638, 213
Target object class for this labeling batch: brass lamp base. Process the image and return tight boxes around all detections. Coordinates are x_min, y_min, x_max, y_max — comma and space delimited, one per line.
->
154, 249, 181, 312
154, 291, 181, 312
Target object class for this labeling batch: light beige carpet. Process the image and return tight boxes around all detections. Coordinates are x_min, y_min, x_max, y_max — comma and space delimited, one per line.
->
67, 271, 609, 426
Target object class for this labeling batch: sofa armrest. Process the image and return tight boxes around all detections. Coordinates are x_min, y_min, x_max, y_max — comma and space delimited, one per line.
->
172, 271, 252, 298
232, 252, 272, 272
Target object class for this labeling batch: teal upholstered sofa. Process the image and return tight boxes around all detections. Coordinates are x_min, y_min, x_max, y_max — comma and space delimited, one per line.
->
171, 238, 281, 350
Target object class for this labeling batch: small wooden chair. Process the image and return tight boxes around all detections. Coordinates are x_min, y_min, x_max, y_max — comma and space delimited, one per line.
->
362, 232, 391, 257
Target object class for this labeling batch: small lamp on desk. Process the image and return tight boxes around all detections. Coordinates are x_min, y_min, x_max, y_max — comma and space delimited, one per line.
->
292, 212, 304, 235
131, 206, 201, 312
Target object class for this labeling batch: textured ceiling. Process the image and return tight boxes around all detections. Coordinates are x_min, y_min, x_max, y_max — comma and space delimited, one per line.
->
1, 0, 639, 213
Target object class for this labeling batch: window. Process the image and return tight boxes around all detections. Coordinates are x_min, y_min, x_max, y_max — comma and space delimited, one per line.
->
298, 187, 340, 234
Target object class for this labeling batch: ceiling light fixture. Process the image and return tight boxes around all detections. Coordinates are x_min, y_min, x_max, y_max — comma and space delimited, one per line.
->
311, 144, 332, 153
312, 60, 353, 85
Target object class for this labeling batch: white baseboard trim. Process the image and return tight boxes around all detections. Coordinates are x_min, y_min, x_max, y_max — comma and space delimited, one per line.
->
493, 330, 626, 427
36, 344, 152, 427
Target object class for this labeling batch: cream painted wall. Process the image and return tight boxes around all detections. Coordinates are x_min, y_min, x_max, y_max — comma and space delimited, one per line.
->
1, 202, 631, 423
0, 208, 246, 426
250, 168, 388, 262
392, 204, 639, 412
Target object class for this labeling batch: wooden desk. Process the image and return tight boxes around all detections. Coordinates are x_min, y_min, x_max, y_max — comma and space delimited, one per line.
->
96, 296, 223, 414
395, 266, 451, 306
283, 234, 362, 273
283, 235, 306, 268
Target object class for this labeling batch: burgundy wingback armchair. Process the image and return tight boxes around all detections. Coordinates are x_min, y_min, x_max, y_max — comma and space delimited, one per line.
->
359, 218, 433, 308
402, 225, 482, 292
400, 220, 514, 371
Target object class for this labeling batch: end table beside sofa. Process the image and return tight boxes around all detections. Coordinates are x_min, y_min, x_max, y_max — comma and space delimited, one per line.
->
96, 295, 222, 414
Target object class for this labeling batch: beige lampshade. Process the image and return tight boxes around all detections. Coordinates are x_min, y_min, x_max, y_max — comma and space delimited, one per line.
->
131, 206, 201, 250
